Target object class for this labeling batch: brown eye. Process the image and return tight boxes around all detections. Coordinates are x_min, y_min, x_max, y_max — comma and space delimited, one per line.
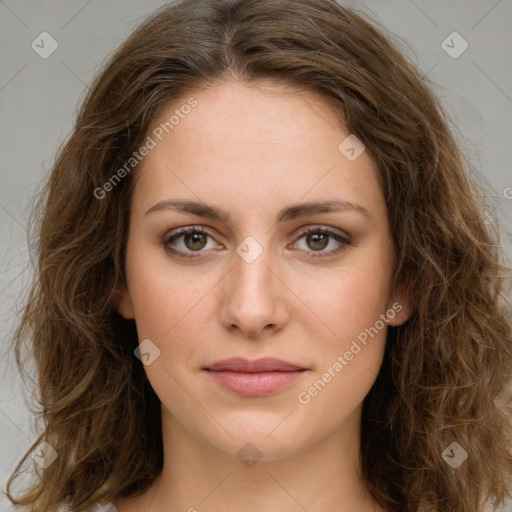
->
306, 232, 329, 251
293, 226, 351, 259
183, 231, 208, 251
163, 226, 220, 259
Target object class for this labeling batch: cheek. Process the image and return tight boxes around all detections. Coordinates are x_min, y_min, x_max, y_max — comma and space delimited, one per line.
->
125, 245, 207, 338
124, 247, 218, 394
293, 249, 392, 406
297, 255, 392, 348
295, 265, 390, 429
337, 268, 391, 338
296, 338, 385, 447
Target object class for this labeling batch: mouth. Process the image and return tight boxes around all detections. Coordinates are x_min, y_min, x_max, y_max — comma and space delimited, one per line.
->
203, 357, 308, 397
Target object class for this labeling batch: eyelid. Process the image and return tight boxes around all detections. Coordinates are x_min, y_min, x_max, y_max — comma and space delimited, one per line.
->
163, 225, 211, 243
295, 224, 350, 241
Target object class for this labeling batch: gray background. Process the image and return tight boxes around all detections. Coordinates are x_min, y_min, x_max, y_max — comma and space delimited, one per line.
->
1, 0, 511, 510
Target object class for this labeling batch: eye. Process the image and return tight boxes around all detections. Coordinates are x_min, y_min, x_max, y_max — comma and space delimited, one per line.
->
292, 226, 351, 259
162, 225, 352, 260
163, 226, 222, 259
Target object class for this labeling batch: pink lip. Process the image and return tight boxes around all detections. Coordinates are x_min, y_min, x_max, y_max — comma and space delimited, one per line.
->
204, 357, 307, 397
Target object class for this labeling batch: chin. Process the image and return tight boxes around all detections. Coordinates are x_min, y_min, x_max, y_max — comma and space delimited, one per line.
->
197, 412, 320, 463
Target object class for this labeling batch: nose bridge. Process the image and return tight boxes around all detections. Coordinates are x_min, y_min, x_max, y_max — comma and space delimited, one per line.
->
235, 244, 272, 299
219, 237, 288, 336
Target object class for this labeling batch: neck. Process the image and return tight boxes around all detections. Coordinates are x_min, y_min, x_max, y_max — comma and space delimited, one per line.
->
116, 403, 384, 512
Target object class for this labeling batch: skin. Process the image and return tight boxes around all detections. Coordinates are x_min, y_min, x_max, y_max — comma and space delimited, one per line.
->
114, 79, 410, 512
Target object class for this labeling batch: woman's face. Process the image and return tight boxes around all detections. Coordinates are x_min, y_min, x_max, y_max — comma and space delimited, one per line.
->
118, 79, 409, 461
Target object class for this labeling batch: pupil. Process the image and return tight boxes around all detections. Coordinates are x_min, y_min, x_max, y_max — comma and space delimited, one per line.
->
308, 233, 328, 251
185, 232, 207, 250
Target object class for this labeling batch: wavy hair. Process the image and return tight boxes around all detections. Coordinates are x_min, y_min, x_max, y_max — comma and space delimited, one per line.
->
5, 0, 512, 510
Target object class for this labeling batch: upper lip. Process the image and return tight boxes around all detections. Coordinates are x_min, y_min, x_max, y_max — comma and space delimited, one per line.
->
204, 357, 306, 372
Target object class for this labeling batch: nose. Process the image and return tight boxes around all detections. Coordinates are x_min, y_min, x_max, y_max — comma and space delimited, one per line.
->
218, 243, 289, 338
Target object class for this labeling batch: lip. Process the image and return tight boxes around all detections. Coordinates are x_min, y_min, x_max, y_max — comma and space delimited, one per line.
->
205, 357, 305, 372
204, 357, 307, 397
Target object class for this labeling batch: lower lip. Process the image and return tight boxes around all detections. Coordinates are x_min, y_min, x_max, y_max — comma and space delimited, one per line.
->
205, 370, 306, 397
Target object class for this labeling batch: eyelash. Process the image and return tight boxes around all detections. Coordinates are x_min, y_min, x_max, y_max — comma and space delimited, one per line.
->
162, 225, 352, 260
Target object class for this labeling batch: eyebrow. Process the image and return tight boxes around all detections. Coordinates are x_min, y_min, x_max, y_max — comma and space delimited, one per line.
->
145, 198, 371, 222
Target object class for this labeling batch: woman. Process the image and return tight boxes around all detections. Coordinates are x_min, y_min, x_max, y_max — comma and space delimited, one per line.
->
5, 0, 512, 511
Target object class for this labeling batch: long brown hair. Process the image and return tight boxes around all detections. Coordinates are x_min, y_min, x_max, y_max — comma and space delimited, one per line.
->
5, 1, 512, 511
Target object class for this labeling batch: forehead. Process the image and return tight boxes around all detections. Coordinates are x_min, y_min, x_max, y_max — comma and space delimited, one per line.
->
131, 79, 384, 221
155, 79, 345, 145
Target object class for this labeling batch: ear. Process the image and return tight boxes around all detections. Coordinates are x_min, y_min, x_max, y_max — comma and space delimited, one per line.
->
111, 280, 135, 319
386, 284, 413, 327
